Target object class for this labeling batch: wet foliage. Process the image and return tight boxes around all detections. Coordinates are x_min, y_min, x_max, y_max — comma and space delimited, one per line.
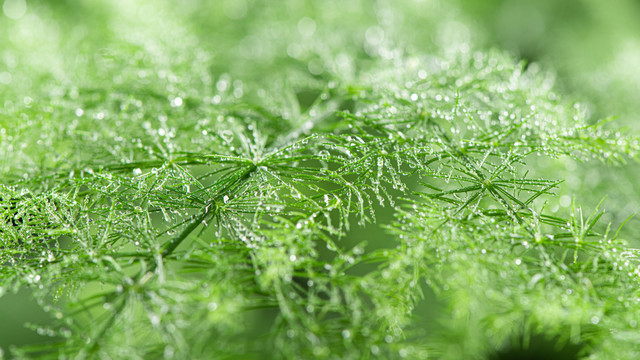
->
0, 0, 639, 359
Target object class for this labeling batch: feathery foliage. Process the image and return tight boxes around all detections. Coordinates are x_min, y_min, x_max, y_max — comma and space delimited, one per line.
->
1, 0, 639, 359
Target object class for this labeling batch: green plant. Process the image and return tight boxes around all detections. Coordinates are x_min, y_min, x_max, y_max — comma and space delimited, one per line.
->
1, 0, 639, 359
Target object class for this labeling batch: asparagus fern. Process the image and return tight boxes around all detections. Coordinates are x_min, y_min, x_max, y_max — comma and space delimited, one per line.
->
1, 0, 639, 359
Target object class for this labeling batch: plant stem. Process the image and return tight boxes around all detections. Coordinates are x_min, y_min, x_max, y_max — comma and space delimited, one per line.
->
160, 164, 256, 258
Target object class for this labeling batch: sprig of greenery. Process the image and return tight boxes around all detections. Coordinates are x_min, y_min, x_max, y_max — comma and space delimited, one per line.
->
1, 1, 640, 359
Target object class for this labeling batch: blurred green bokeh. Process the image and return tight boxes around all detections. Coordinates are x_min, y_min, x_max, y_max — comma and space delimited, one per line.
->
459, 0, 640, 120
0, 290, 56, 352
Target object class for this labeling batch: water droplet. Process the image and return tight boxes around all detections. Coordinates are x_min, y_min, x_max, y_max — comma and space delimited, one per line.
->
219, 130, 234, 143
365, 26, 384, 45
0, 72, 11, 84
170, 97, 183, 107
297, 17, 316, 37
318, 150, 329, 160
164, 345, 175, 359
3, 0, 27, 20
371, 345, 380, 355
385, 335, 393, 343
